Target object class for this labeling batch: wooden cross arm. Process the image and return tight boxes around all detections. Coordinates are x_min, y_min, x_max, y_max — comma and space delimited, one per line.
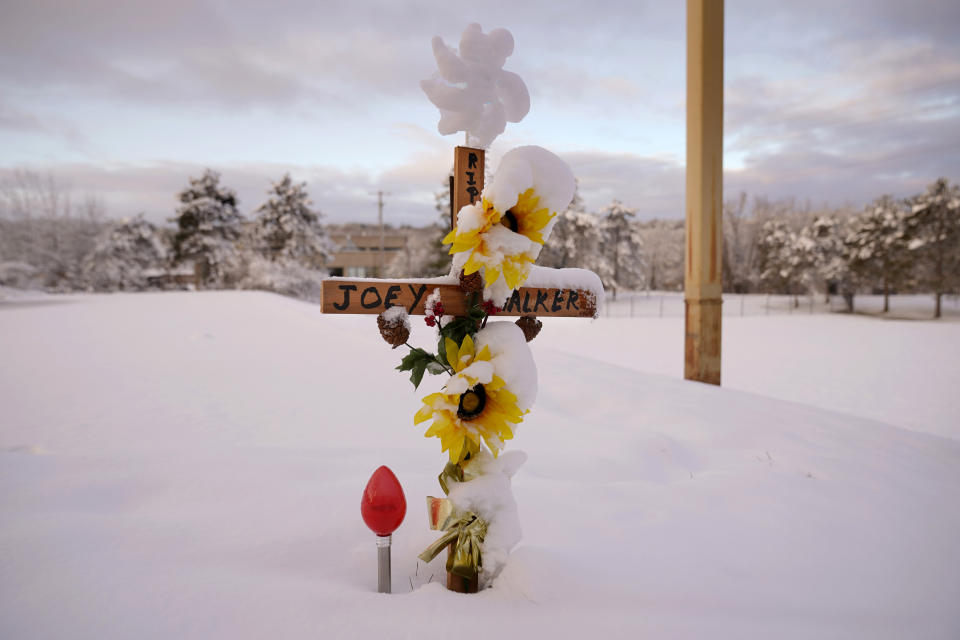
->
321, 279, 597, 318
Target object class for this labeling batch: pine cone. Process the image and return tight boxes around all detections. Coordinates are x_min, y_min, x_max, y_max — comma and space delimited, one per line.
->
516, 315, 542, 342
377, 312, 410, 348
459, 270, 484, 293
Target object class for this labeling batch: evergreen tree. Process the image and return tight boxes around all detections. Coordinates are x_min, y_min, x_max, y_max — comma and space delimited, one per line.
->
171, 169, 244, 288
252, 174, 332, 265
537, 181, 605, 271
756, 219, 814, 298
599, 199, 644, 295
904, 178, 960, 318
844, 196, 912, 313
82, 214, 168, 291
804, 215, 854, 308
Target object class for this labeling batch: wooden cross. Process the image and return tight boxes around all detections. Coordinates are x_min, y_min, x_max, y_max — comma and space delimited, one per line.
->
321, 146, 598, 319
320, 146, 597, 593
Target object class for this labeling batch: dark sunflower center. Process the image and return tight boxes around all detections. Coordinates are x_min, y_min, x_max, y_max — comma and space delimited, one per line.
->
501, 210, 519, 233
457, 384, 487, 420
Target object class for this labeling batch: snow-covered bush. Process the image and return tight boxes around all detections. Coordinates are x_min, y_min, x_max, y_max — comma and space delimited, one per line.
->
240, 255, 327, 303
82, 214, 169, 291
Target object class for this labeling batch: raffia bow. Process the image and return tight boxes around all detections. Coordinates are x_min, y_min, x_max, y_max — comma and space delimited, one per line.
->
418, 462, 488, 580
418, 508, 488, 579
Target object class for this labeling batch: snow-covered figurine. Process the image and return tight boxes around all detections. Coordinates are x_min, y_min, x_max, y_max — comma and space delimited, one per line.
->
421, 23, 530, 149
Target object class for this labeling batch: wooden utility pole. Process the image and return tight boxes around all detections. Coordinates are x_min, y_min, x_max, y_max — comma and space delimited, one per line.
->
375, 190, 389, 277
684, 0, 724, 385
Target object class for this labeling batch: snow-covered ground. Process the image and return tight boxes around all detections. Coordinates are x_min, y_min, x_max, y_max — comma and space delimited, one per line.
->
538, 313, 960, 441
2, 291, 959, 639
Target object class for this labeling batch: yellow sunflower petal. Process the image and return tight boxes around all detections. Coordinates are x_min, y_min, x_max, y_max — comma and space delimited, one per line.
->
459, 334, 475, 364
448, 434, 465, 462
484, 265, 501, 287
444, 337, 459, 370
463, 251, 486, 275
414, 405, 434, 425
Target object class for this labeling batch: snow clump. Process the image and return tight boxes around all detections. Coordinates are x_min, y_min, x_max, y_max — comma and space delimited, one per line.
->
447, 449, 527, 586
421, 23, 529, 148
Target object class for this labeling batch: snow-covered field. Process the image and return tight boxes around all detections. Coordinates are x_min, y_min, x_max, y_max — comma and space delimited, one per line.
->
2, 291, 959, 639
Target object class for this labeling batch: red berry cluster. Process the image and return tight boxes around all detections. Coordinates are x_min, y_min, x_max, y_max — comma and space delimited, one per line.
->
481, 300, 501, 315
424, 300, 446, 327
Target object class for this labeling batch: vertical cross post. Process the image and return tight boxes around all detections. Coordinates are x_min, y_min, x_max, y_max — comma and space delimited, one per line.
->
684, 0, 724, 385
448, 145, 483, 594
453, 146, 485, 229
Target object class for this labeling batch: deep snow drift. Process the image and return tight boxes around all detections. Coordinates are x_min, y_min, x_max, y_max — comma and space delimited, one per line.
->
1, 291, 959, 639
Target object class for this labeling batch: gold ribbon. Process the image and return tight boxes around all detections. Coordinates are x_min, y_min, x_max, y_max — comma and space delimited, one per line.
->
420, 460, 488, 580
417, 510, 488, 579
437, 462, 463, 496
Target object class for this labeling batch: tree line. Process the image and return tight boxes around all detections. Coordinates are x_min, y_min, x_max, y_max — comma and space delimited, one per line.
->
394, 176, 959, 317
3, 168, 958, 317
0, 169, 333, 300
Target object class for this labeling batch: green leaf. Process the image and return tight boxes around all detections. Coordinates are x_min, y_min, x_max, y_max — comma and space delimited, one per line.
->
437, 336, 450, 367
410, 360, 428, 389
396, 349, 421, 372
396, 348, 437, 385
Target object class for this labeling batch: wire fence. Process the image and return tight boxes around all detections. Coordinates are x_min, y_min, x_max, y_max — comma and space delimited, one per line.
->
600, 291, 960, 319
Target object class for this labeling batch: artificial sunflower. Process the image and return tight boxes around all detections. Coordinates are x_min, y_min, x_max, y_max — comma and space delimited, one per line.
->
443, 146, 574, 304
443, 192, 553, 302
414, 334, 526, 463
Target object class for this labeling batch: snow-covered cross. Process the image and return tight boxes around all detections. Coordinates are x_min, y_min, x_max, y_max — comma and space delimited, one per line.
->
320, 146, 598, 319
321, 25, 604, 596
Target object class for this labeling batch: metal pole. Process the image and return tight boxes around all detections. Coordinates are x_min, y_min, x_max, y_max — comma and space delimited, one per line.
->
684, 0, 724, 385
376, 535, 391, 593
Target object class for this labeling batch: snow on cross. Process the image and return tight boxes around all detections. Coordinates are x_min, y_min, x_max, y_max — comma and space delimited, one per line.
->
321, 145, 601, 319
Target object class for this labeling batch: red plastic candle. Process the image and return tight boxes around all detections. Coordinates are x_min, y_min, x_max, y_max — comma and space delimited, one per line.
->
361, 466, 407, 536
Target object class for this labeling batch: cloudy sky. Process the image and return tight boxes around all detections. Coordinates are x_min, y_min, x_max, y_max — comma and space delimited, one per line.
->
1, 0, 958, 226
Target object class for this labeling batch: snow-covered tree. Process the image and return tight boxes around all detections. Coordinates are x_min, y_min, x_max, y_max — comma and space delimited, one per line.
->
722, 192, 760, 293
0, 170, 105, 290
171, 169, 244, 288
802, 214, 855, 308
537, 208, 604, 272
251, 174, 332, 265
537, 183, 606, 273
756, 219, 814, 298
637, 219, 684, 291
599, 199, 644, 295
904, 178, 960, 319
844, 196, 912, 312
82, 214, 169, 291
